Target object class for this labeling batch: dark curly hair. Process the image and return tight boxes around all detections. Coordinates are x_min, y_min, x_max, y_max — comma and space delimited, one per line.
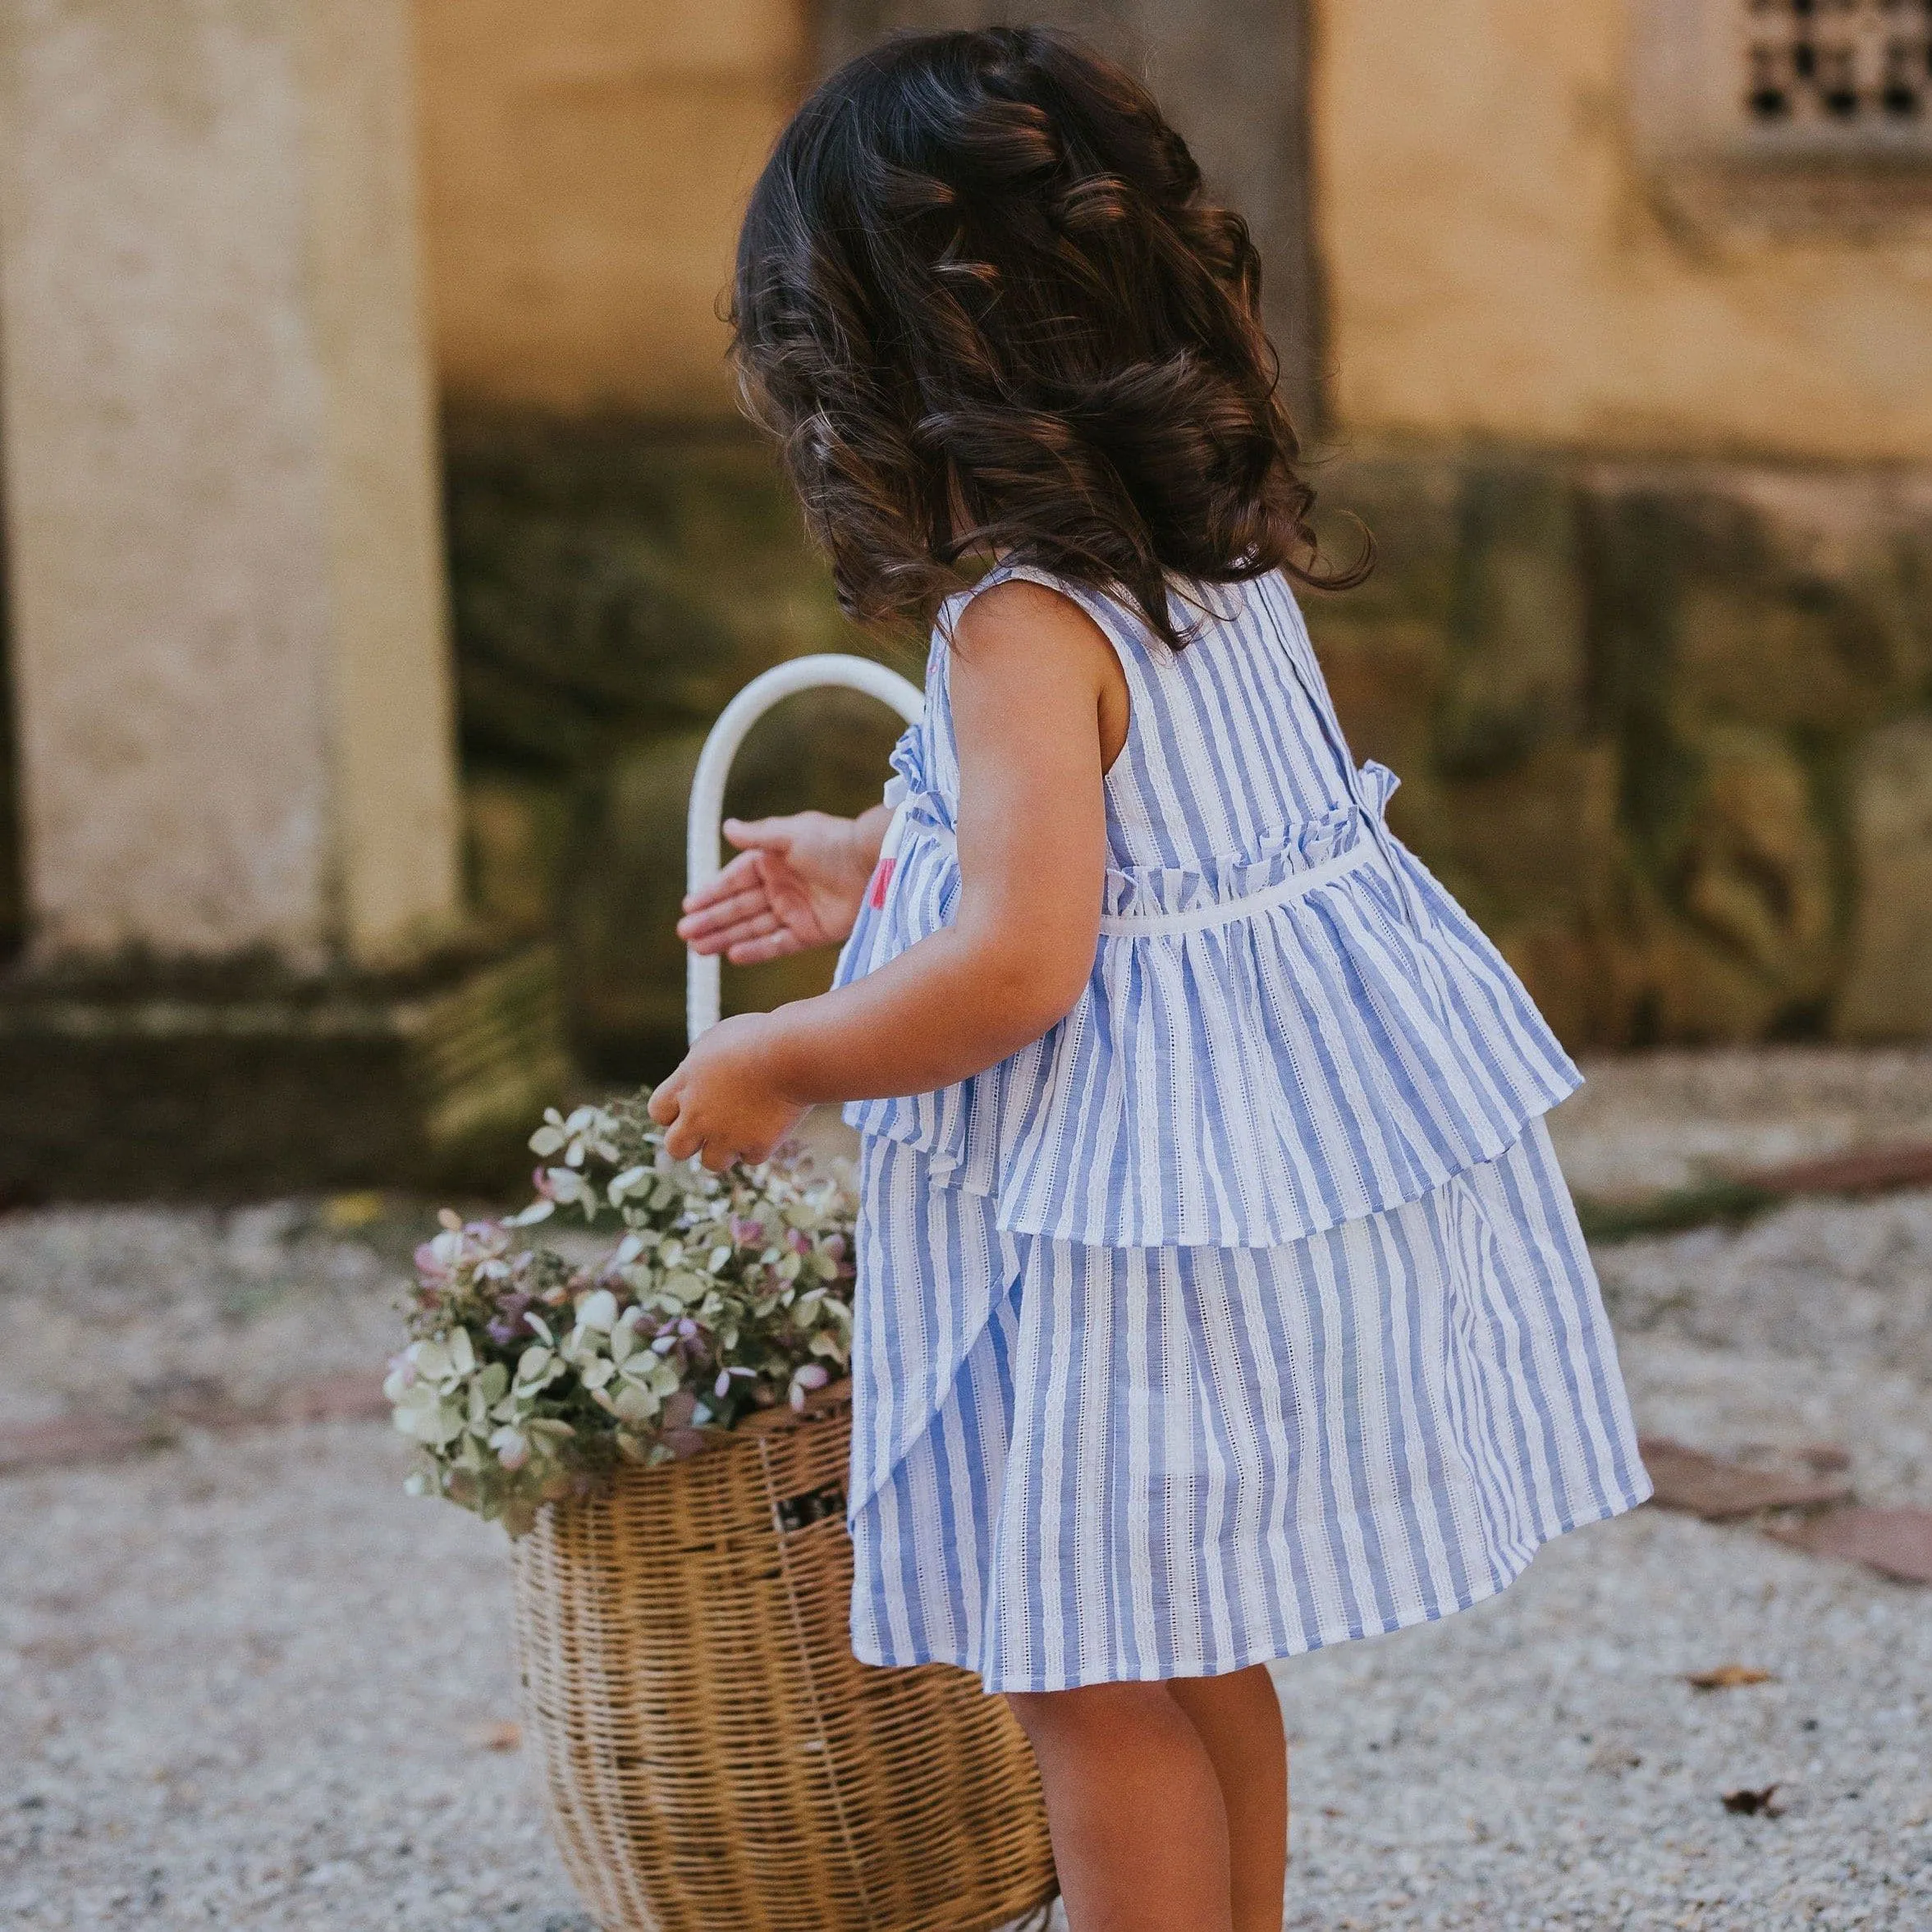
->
730, 26, 1366, 651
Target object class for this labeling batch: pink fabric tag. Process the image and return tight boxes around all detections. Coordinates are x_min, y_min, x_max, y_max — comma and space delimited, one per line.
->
868, 856, 896, 911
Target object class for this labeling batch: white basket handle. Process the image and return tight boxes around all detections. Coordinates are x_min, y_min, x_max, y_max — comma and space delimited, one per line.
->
686, 653, 926, 1045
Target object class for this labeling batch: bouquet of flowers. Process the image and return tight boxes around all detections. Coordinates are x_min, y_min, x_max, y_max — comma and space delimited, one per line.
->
386, 1092, 856, 1535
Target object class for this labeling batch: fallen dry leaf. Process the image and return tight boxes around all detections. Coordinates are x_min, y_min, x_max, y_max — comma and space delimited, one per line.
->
321, 1190, 387, 1229
1769, 1506, 1932, 1586
469, 1719, 522, 1752
1686, 1664, 1775, 1691
1639, 1439, 1852, 1519
1720, 1783, 1783, 1817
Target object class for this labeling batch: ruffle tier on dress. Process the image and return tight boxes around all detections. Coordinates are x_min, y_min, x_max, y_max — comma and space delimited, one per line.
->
834, 735, 1582, 1252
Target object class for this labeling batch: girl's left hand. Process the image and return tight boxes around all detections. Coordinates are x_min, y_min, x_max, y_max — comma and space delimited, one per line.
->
647, 1014, 809, 1172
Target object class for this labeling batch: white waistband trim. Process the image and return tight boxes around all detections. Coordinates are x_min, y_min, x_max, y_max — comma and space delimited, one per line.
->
881, 799, 1380, 940
1096, 839, 1377, 936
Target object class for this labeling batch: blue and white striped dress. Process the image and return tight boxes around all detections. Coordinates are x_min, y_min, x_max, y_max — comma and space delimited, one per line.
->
830, 564, 1650, 1694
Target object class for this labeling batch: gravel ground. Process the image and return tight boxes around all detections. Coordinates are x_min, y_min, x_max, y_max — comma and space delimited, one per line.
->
6, 1056, 1932, 1930
1, 1198, 414, 1430
1546, 1046, 1932, 1197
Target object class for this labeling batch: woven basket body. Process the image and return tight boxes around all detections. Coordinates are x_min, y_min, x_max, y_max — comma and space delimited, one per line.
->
512, 1387, 1058, 1931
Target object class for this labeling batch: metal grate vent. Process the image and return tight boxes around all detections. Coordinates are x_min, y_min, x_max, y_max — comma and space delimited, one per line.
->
1743, 0, 1932, 127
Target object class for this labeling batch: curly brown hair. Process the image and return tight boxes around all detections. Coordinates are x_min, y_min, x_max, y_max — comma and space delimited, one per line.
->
730, 26, 1366, 650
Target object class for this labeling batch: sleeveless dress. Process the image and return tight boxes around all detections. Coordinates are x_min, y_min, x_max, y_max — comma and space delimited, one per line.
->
830, 565, 1650, 1695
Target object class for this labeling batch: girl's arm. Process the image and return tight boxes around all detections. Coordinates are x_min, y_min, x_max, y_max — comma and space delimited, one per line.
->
649, 581, 1128, 1170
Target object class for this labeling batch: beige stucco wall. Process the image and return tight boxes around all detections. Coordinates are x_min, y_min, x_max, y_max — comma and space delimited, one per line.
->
415, 0, 805, 415
1314, 0, 1932, 462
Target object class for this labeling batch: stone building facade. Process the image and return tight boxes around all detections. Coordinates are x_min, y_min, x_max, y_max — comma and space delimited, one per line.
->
418, 0, 1932, 1059
1308, 0, 1932, 1046
2, 0, 1930, 1190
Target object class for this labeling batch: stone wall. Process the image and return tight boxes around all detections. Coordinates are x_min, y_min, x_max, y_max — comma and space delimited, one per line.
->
442, 417, 907, 1077
1312, 447, 1932, 1045
403, 0, 1932, 1062
5, 412, 1928, 1060
436, 423, 1932, 1076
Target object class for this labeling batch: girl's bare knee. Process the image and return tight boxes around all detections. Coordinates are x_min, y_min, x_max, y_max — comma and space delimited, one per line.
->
1004, 1680, 1180, 1748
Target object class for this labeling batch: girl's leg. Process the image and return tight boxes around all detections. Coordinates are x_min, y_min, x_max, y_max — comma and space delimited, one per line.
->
1167, 1666, 1289, 1932
1005, 1682, 1235, 1932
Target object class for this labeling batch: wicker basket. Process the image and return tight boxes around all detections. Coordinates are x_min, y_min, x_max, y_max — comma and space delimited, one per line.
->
511, 1383, 1058, 1931
512, 657, 1058, 1931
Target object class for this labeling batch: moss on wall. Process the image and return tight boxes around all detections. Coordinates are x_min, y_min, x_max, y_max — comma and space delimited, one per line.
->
443, 415, 911, 1077
1309, 447, 1932, 1045
443, 417, 1932, 1067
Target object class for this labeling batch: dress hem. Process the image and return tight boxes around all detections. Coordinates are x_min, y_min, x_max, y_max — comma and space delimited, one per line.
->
853, 1071, 1582, 1252
849, 1476, 1655, 1696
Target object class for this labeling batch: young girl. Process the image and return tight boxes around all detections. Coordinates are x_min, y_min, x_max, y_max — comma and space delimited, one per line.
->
655, 28, 1650, 1931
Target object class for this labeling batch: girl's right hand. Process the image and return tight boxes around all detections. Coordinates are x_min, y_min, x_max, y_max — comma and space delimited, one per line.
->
676, 809, 887, 964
